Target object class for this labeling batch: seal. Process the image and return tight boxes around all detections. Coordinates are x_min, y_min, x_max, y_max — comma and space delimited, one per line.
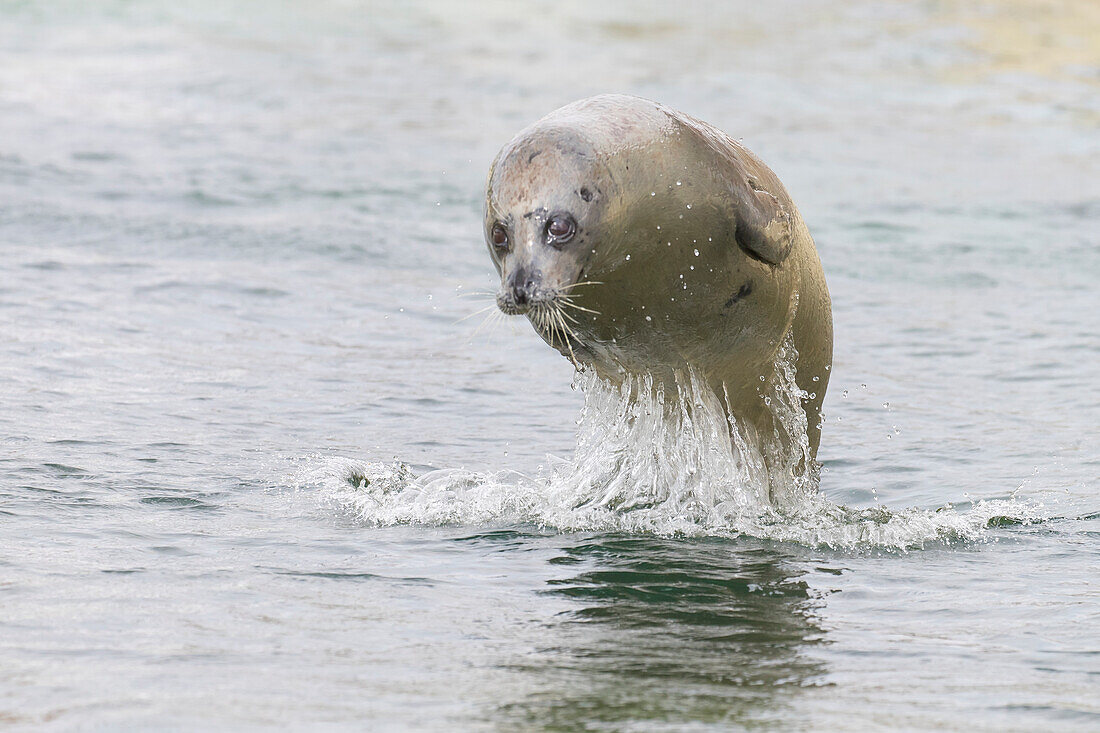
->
483, 95, 832, 460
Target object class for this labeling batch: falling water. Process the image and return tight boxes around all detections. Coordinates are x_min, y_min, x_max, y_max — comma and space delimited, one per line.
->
313, 340, 1041, 550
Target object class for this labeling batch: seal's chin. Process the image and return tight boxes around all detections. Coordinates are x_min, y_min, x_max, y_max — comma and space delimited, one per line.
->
495, 294, 531, 316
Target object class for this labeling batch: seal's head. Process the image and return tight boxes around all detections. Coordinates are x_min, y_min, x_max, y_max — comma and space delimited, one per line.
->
482, 96, 814, 379
484, 128, 606, 322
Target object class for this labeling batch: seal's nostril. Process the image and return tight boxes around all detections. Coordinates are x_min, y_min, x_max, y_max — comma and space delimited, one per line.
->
508, 265, 530, 303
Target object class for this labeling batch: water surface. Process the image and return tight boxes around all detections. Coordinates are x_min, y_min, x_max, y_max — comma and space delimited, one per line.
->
1, 1, 1098, 729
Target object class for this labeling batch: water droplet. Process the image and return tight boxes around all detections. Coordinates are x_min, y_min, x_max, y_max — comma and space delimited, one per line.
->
882, 402, 890, 409
759, 375, 766, 382
812, 376, 819, 382
650, 191, 656, 196
625, 254, 631, 260
686, 204, 692, 209
645, 315, 652, 322
860, 383, 867, 389
842, 390, 848, 397
689, 265, 694, 270
763, 396, 772, 406
676, 180, 682, 186
693, 249, 699, 256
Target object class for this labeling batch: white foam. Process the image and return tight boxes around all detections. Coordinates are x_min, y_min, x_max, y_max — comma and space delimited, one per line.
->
299, 343, 1043, 550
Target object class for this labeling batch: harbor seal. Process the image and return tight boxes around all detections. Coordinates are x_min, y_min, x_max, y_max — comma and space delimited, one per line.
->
483, 95, 832, 460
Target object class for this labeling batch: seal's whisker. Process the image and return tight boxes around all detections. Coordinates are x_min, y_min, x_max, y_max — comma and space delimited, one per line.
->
542, 306, 556, 343
543, 306, 558, 341
470, 308, 505, 340
560, 297, 601, 316
536, 303, 555, 341
563, 311, 582, 346
532, 304, 548, 335
455, 304, 498, 324
470, 310, 496, 339
555, 304, 580, 325
552, 301, 578, 336
547, 308, 562, 349
545, 305, 568, 355
551, 307, 580, 367
560, 281, 604, 290
565, 304, 600, 315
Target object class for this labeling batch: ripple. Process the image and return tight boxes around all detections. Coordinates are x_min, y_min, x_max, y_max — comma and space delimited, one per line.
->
138, 496, 214, 510
271, 569, 433, 584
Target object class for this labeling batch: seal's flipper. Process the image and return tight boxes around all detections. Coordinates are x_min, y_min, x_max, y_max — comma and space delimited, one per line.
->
732, 181, 793, 266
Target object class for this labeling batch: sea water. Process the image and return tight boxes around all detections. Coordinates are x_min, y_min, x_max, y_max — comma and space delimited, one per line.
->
2, 1, 1098, 729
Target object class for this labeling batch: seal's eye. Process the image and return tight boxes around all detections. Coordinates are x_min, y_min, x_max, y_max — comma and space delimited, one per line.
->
490, 223, 509, 251
546, 214, 576, 245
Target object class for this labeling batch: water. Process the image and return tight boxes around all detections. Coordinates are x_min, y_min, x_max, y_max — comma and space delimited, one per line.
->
2, 0, 1098, 729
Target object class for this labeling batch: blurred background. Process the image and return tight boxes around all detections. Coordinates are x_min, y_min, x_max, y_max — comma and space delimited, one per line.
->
1, 1, 1098, 729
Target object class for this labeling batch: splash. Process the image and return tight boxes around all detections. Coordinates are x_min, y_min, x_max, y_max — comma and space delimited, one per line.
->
300, 341, 1042, 550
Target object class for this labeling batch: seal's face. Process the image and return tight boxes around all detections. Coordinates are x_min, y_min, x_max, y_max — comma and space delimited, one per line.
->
487, 206, 581, 316
484, 135, 607, 361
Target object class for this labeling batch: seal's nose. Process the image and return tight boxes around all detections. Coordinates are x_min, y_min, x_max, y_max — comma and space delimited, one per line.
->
507, 265, 539, 305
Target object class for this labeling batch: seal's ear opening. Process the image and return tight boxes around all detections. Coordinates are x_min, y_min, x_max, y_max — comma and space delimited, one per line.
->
733, 182, 793, 266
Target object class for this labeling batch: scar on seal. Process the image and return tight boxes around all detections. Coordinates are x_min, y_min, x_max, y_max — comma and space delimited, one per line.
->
723, 281, 753, 308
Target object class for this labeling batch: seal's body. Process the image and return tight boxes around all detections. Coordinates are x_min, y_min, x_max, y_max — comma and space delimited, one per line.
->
484, 95, 832, 458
